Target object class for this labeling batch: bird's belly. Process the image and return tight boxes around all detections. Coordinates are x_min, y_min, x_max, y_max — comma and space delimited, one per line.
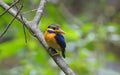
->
47, 39, 61, 50
45, 34, 61, 50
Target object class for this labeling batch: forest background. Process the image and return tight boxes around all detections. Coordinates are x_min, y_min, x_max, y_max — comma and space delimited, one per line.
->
0, 0, 120, 75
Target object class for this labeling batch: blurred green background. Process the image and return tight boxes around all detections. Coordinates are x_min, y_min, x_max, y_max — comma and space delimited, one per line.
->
0, 0, 120, 75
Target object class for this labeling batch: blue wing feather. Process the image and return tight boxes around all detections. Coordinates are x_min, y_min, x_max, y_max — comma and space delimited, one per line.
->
55, 34, 66, 49
55, 34, 66, 58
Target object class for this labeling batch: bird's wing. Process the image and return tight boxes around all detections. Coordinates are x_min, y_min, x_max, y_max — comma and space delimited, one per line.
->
55, 34, 66, 58
55, 34, 66, 49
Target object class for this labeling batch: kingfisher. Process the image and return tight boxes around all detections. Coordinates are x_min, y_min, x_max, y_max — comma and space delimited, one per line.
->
44, 24, 66, 58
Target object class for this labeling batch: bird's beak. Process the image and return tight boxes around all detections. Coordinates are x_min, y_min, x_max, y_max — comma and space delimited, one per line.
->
56, 28, 65, 34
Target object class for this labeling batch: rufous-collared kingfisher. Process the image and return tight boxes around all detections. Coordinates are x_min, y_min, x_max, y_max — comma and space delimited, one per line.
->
44, 24, 66, 58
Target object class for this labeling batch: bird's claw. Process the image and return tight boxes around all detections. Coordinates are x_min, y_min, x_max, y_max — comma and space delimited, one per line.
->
52, 53, 59, 57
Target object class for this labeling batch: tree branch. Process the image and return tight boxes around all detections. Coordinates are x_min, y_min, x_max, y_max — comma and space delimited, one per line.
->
32, 0, 46, 25
0, 0, 20, 16
0, 0, 75, 75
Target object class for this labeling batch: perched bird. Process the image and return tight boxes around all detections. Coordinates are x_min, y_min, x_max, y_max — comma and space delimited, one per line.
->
44, 24, 66, 58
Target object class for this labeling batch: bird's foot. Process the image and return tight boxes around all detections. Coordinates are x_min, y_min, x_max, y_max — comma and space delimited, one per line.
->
47, 47, 59, 57
52, 53, 59, 57
47, 46, 51, 50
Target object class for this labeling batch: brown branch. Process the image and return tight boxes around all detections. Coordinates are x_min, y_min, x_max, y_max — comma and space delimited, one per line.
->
0, 0, 75, 75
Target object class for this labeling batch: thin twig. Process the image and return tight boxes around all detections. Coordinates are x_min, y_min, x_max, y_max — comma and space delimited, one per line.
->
23, 25, 27, 43
20, 14, 28, 44
0, 0, 20, 16
14, 0, 27, 43
0, 5, 23, 39
32, 0, 46, 25
23, 9, 37, 14
20, 5, 28, 44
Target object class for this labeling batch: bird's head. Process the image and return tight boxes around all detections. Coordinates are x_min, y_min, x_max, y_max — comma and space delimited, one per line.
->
47, 24, 65, 34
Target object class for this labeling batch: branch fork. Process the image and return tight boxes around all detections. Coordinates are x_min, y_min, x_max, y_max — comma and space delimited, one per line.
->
0, 0, 75, 75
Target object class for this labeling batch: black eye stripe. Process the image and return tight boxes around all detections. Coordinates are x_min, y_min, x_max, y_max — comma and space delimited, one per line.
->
48, 26, 56, 29
48, 24, 60, 30
52, 27, 56, 30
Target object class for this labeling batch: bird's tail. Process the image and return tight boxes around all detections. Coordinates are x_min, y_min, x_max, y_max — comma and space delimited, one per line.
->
62, 49, 65, 58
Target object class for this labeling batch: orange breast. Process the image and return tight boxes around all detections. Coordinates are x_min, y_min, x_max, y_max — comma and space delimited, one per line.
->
44, 31, 61, 50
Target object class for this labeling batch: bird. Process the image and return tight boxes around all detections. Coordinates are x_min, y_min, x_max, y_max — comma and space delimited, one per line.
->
44, 24, 66, 58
